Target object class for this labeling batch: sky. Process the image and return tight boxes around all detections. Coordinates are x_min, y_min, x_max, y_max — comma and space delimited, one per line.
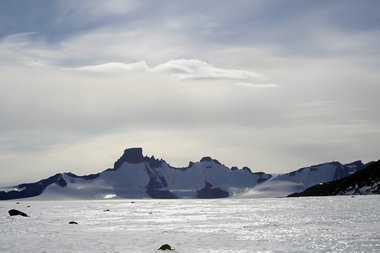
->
1, 0, 380, 186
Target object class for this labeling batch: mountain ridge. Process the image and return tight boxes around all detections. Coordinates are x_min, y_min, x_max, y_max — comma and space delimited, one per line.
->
0, 147, 374, 200
0, 148, 271, 200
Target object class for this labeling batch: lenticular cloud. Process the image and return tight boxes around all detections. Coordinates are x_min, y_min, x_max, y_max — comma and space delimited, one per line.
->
75, 59, 275, 87
76, 61, 149, 73
153, 59, 269, 82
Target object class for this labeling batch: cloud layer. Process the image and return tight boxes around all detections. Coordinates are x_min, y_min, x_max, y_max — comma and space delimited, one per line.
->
0, 0, 379, 185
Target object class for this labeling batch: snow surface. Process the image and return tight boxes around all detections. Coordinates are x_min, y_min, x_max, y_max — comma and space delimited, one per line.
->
1, 196, 380, 252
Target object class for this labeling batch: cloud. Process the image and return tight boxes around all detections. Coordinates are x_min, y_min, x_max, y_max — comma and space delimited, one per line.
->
75, 59, 276, 87
152, 59, 269, 82
75, 61, 149, 72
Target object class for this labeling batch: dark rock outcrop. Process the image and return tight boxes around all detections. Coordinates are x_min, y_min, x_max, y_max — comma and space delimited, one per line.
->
146, 189, 177, 198
8, 209, 28, 217
196, 181, 229, 198
114, 148, 144, 169
289, 160, 380, 197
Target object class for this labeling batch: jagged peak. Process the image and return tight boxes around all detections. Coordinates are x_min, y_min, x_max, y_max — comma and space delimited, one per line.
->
113, 148, 168, 169
242, 167, 252, 173
200, 156, 221, 165
144, 155, 163, 169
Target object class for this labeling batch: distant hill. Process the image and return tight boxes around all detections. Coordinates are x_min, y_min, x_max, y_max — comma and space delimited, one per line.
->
288, 160, 380, 197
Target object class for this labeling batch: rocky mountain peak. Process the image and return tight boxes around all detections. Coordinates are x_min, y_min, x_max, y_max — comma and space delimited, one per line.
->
114, 148, 144, 169
200, 156, 221, 165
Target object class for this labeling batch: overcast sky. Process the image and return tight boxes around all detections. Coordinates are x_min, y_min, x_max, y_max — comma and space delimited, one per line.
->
1, 0, 380, 186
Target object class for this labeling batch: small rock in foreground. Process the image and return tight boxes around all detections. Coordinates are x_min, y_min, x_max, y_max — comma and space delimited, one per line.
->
158, 244, 173, 250
8, 209, 28, 217
69, 221, 78, 224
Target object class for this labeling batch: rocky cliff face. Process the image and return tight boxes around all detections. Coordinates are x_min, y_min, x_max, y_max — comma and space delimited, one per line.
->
114, 148, 145, 168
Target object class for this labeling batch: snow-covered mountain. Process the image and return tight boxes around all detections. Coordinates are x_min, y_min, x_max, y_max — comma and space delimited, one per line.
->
238, 160, 366, 198
0, 148, 271, 200
0, 147, 373, 200
288, 160, 380, 197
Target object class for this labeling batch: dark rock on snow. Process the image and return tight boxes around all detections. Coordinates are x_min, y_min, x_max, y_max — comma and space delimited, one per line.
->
196, 181, 229, 198
158, 244, 173, 250
8, 209, 28, 217
69, 221, 78, 224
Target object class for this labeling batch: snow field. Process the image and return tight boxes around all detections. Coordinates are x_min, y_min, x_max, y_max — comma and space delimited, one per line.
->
1, 196, 379, 252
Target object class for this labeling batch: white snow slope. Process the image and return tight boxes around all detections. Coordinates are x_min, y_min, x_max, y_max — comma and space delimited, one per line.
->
1, 196, 379, 252
240, 161, 364, 198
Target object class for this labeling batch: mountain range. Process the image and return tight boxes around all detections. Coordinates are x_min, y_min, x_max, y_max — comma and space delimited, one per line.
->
0, 147, 376, 200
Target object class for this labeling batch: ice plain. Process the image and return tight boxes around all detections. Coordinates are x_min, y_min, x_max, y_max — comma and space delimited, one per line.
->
1, 196, 379, 252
